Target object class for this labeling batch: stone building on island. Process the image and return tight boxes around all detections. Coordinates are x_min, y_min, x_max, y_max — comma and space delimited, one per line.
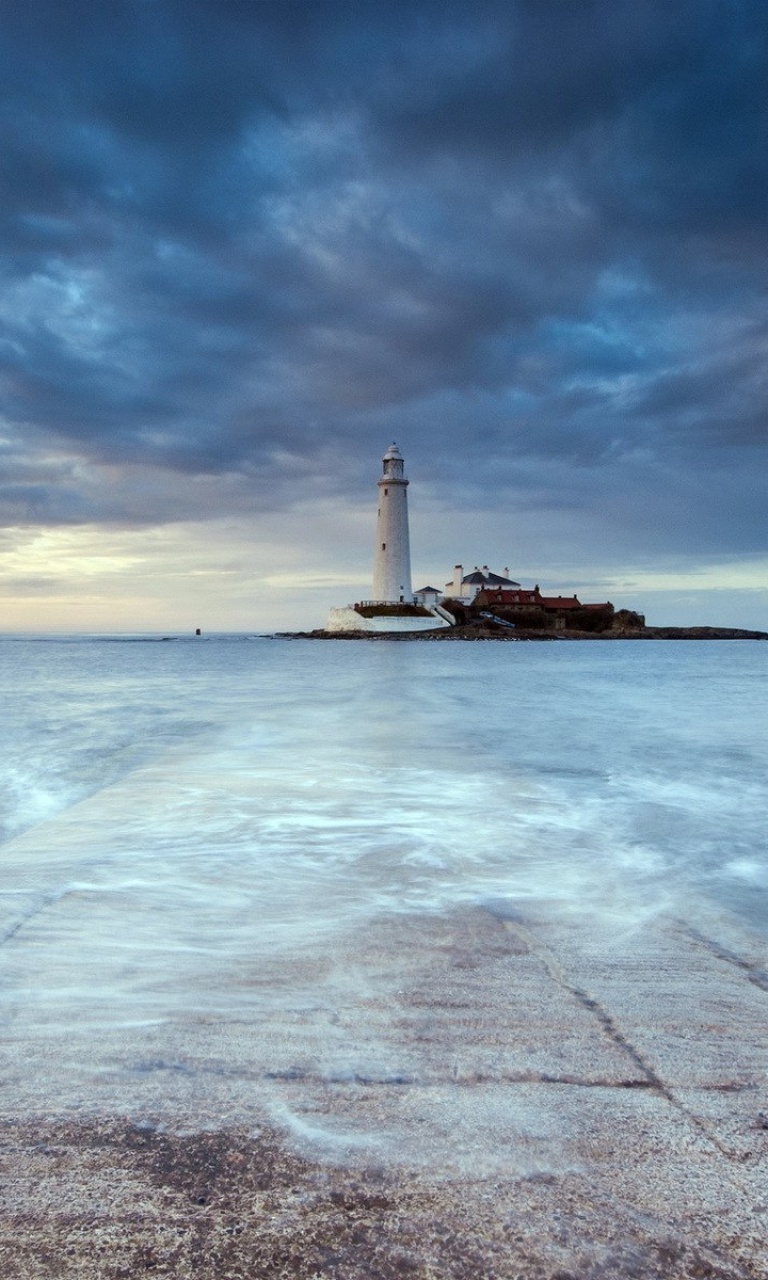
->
440, 565, 521, 601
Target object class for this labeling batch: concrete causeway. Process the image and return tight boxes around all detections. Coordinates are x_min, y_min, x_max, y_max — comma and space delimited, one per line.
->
2, 896, 767, 1278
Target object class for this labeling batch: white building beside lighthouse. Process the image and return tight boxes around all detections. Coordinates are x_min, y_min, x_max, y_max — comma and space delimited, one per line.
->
372, 442, 413, 603
325, 444, 452, 633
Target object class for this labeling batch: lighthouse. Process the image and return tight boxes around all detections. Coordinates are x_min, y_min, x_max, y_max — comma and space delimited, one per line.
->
372, 443, 413, 603
324, 444, 451, 631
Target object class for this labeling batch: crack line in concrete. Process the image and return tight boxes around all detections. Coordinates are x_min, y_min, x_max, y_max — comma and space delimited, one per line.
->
503, 922, 739, 1162
681, 923, 768, 993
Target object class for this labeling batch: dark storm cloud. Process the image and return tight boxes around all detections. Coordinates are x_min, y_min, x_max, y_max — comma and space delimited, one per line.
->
0, 0, 766, 557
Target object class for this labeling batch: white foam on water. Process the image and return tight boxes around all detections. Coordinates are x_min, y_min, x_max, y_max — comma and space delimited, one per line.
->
0, 635, 766, 1166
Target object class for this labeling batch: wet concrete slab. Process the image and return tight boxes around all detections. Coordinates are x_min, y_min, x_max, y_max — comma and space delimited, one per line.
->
1, 902, 767, 1277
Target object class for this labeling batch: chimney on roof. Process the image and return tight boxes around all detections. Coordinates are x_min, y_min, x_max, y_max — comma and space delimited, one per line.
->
447, 564, 463, 596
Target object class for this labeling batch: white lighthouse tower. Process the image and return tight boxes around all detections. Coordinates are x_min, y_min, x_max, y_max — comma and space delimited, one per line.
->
372, 442, 413, 603
324, 443, 451, 632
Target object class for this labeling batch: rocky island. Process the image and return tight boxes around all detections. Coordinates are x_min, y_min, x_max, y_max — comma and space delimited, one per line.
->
290, 602, 768, 642
321, 446, 766, 642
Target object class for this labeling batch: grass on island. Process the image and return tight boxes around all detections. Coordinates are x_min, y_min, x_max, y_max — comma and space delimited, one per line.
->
354, 604, 434, 618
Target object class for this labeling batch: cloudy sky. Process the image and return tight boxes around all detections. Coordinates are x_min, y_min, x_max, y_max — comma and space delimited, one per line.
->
1, 0, 766, 631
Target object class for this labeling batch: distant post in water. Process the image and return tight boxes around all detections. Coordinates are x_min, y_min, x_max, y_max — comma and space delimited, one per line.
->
372, 443, 413, 604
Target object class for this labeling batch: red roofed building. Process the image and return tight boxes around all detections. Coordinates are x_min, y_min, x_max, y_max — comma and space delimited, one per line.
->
474, 586, 582, 612
537, 595, 582, 610
473, 586, 616, 631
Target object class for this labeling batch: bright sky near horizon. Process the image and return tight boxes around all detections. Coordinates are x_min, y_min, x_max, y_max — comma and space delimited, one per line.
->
1, 1, 766, 632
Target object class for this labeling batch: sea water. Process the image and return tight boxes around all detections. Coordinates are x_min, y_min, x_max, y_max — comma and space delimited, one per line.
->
0, 634, 766, 1140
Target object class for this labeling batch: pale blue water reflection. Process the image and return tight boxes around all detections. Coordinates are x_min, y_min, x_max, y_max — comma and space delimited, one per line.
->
0, 635, 765, 1048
